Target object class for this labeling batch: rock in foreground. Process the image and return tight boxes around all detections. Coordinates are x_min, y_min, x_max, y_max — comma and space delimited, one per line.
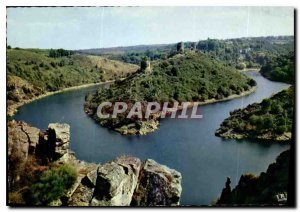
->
131, 159, 182, 206
7, 121, 182, 206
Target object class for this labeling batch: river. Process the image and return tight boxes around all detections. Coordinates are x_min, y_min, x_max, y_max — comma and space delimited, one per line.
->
13, 71, 290, 205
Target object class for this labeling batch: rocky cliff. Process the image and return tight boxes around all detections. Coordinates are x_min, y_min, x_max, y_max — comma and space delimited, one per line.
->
216, 150, 290, 206
7, 121, 182, 206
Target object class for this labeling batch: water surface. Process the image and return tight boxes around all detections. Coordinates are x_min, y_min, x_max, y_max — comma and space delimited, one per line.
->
14, 72, 290, 205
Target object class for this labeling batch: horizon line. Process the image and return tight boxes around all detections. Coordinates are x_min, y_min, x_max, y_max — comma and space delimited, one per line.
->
7, 34, 294, 51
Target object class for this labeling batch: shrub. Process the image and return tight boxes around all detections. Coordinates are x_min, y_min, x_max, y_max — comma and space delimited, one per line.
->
236, 63, 246, 70
249, 115, 259, 125
263, 114, 274, 129
31, 165, 77, 205
276, 125, 287, 134
50, 61, 56, 68
248, 79, 257, 87
171, 67, 179, 76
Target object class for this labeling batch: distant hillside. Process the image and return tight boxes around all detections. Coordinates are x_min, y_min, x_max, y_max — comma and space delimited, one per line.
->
84, 51, 256, 135
77, 36, 294, 68
78, 43, 175, 55
260, 51, 295, 84
7, 48, 139, 115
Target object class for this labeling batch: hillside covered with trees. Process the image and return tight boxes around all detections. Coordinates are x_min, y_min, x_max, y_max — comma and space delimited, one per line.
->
260, 51, 295, 84
7, 48, 139, 115
84, 51, 257, 135
79, 36, 294, 70
215, 87, 294, 142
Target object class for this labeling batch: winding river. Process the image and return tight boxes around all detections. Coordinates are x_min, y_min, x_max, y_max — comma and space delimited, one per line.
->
14, 71, 290, 205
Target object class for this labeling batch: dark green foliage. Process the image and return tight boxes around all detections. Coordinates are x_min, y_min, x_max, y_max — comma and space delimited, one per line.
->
49, 48, 74, 58
31, 165, 77, 205
217, 87, 294, 140
260, 52, 294, 84
140, 57, 148, 70
197, 36, 294, 68
85, 52, 255, 129
79, 36, 293, 72
87, 52, 253, 104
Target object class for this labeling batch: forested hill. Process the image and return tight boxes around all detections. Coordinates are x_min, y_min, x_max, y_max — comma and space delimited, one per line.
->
78, 36, 294, 69
86, 51, 255, 104
7, 48, 139, 115
216, 87, 294, 142
84, 51, 256, 135
260, 51, 295, 84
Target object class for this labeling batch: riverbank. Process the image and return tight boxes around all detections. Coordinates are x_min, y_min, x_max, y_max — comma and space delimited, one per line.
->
11, 70, 290, 206
7, 80, 116, 117
110, 86, 258, 135
240, 67, 261, 72
215, 87, 293, 142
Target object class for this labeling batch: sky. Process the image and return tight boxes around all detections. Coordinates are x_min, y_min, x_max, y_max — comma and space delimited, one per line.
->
7, 7, 294, 50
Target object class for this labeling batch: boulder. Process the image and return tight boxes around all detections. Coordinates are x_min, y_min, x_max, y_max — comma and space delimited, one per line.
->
8, 121, 40, 160
68, 183, 95, 206
22, 123, 40, 154
47, 123, 70, 159
90, 156, 142, 206
131, 159, 182, 206
8, 120, 184, 207
81, 169, 98, 188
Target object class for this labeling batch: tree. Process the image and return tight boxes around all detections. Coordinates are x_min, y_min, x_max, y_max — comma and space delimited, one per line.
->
171, 67, 179, 76
271, 102, 283, 114
263, 114, 274, 129
261, 98, 271, 110
248, 79, 257, 87
31, 165, 77, 205
276, 125, 287, 134
249, 115, 259, 125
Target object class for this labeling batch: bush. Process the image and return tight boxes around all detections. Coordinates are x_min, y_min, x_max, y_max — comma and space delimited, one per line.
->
50, 61, 56, 68
263, 114, 274, 129
249, 115, 259, 125
236, 63, 246, 70
31, 165, 77, 205
248, 79, 257, 87
276, 125, 287, 134
171, 67, 179, 76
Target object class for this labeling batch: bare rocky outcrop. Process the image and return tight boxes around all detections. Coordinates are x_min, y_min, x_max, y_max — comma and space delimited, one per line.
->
8, 120, 40, 160
8, 121, 182, 206
47, 123, 71, 160
71, 156, 182, 206
90, 156, 142, 206
131, 159, 182, 206
217, 177, 232, 204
